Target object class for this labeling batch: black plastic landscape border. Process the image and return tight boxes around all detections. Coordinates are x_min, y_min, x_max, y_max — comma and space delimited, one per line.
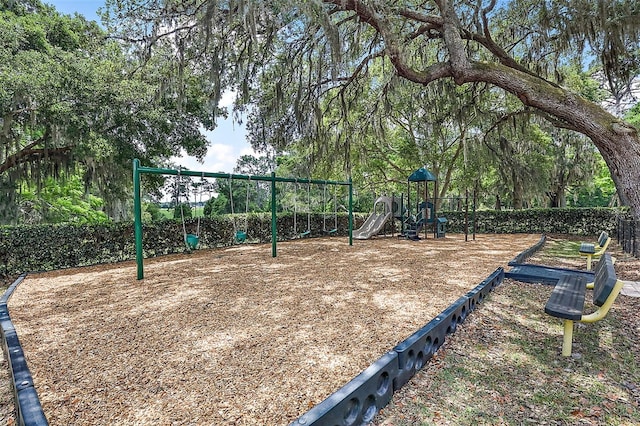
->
504, 234, 597, 285
508, 234, 547, 266
0, 274, 48, 426
505, 264, 595, 285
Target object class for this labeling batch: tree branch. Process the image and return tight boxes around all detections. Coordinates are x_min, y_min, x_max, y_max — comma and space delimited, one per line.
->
395, 8, 443, 26
0, 145, 73, 175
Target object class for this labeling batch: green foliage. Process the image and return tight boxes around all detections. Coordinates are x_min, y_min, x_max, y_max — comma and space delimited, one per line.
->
173, 203, 192, 219
204, 194, 229, 216
625, 102, 640, 128
143, 203, 164, 222
561, 67, 608, 103
567, 158, 616, 207
0, 1, 214, 223
17, 175, 109, 224
0, 213, 355, 279
442, 207, 628, 236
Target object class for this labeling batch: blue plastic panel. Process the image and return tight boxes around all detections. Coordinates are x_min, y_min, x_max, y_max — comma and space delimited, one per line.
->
436, 296, 470, 336
290, 351, 399, 426
0, 274, 49, 426
4, 331, 34, 389
465, 267, 504, 312
0, 273, 26, 305
508, 235, 546, 265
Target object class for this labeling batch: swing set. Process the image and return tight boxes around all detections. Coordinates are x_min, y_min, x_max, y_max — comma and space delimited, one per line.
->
133, 159, 353, 280
323, 184, 338, 235
293, 181, 311, 238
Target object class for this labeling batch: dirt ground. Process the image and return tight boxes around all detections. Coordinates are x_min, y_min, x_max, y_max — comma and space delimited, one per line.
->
7, 233, 541, 425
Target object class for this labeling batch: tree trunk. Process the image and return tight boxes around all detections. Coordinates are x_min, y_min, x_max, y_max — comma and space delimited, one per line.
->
511, 170, 524, 209
548, 172, 568, 207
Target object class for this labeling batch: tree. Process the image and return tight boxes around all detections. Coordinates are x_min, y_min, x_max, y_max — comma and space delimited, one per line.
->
204, 193, 228, 216
173, 202, 192, 219
17, 174, 109, 224
233, 154, 275, 176
105, 0, 640, 219
0, 0, 217, 223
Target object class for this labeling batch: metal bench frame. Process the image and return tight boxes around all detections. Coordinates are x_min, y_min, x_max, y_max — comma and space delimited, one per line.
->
579, 231, 611, 271
544, 253, 623, 356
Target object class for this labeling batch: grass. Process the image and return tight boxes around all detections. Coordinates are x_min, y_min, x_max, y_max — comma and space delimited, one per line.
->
373, 236, 640, 425
542, 239, 583, 258
159, 206, 205, 219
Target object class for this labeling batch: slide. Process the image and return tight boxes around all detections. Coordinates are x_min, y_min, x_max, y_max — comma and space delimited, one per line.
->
353, 196, 394, 240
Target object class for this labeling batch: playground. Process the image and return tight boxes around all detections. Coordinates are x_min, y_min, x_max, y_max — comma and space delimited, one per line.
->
7, 233, 540, 425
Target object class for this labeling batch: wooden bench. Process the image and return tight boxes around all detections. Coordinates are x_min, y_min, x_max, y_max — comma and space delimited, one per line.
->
579, 231, 611, 271
544, 253, 624, 356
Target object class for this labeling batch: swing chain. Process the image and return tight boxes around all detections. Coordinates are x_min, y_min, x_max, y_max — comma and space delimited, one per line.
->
177, 169, 191, 250
293, 180, 298, 235
196, 171, 204, 237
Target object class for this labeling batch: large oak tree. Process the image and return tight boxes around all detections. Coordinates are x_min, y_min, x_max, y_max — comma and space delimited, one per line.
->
1, 0, 217, 222
106, 0, 640, 218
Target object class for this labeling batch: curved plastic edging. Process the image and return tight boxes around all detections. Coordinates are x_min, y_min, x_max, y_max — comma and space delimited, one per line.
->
508, 234, 546, 266
392, 312, 448, 390
290, 351, 398, 426
465, 267, 504, 311
437, 295, 471, 336
0, 274, 49, 426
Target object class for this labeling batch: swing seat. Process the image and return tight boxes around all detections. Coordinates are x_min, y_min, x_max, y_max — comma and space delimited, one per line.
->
185, 234, 199, 250
325, 228, 338, 235
235, 230, 247, 243
299, 230, 311, 237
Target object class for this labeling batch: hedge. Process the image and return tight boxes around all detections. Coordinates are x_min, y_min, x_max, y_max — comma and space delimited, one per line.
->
0, 207, 630, 282
440, 207, 629, 236
0, 213, 361, 282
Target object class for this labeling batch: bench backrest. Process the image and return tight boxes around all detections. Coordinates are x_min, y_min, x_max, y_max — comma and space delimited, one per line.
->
598, 231, 609, 247
593, 252, 617, 306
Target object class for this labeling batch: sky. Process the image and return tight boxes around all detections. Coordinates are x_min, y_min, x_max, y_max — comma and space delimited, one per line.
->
46, 0, 253, 174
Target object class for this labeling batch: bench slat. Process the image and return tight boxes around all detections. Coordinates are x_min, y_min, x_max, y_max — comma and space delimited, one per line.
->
544, 274, 588, 321
544, 252, 619, 356
593, 253, 617, 306
597, 231, 609, 248
579, 243, 595, 254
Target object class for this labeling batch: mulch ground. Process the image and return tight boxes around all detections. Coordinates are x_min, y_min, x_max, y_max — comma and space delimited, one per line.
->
3, 233, 540, 425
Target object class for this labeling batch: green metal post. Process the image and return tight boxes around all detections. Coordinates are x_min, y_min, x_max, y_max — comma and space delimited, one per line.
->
348, 177, 353, 246
133, 159, 144, 279
271, 172, 277, 257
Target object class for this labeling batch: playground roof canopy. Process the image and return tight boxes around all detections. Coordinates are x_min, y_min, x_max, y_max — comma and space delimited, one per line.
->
408, 166, 437, 182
